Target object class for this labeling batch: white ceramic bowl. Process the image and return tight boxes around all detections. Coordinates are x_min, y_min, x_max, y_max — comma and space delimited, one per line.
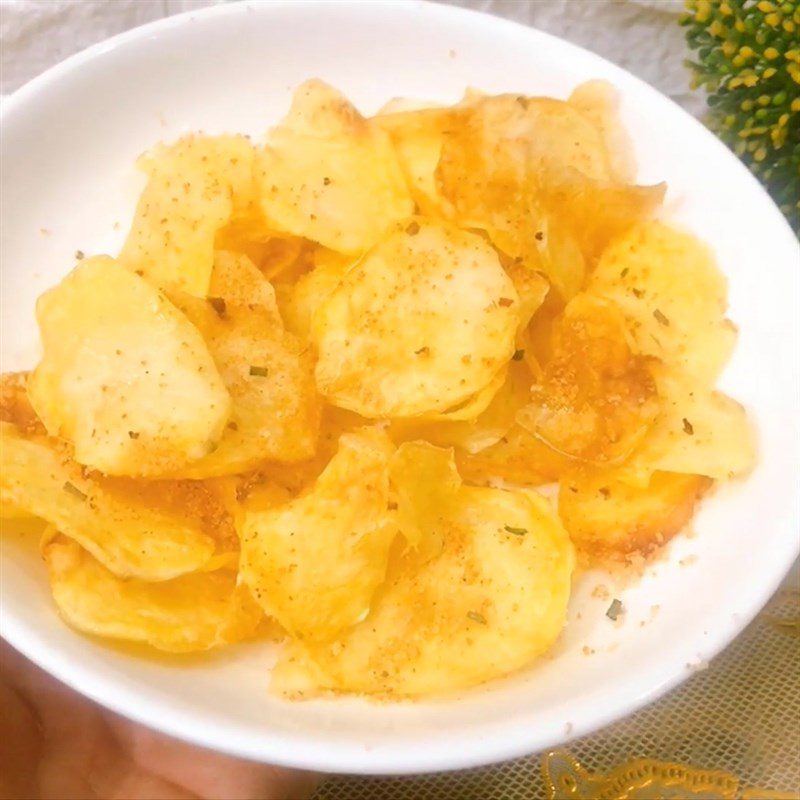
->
1, 0, 799, 776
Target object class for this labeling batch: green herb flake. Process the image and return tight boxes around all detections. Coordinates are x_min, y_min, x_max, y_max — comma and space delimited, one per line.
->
467, 611, 487, 625
63, 481, 88, 501
249, 365, 269, 377
512, 349, 525, 361
682, 417, 694, 435
207, 296, 227, 318
606, 598, 624, 621
414, 346, 430, 356
653, 308, 670, 327
128, 431, 140, 439
504, 525, 528, 536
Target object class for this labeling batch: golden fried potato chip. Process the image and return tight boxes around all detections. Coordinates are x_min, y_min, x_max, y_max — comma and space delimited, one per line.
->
28, 257, 231, 477
374, 106, 454, 217
1, 499, 37, 520
273, 447, 574, 698
167, 253, 319, 476
238, 427, 398, 641
542, 170, 666, 271
435, 98, 664, 300
456, 424, 571, 487
388, 441, 460, 554
559, 468, 711, 558
588, 222, 736, 384
44, 536, 262, 652
120, 134, 258, 296
0, 423, 215, 579
517, 294, 659, 465
435, 95, 612, 248
312, 219, 519, 418
390, 360, 532, 455
0, 371, 44, 435
417, 367, 507, 423
503, 259, 551, 332
569, 80, 636, 184
463, 94, 613, 180
618, 370, 755, 486
257, 80, 413, 254
278, 248, 357, 340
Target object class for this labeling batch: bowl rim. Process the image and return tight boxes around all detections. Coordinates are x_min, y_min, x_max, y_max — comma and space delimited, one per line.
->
1, 0, 798, 776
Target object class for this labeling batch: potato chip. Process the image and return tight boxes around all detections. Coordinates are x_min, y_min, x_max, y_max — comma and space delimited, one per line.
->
435, 98, 664, 300
119, 134, 258, 296
374, 106, 454, 216
517, 294, 659, 465
618, 369, 755, 486
388, 441, 460, 554
166, 253, 319, 477
542, 170, 666, 271
44, 536, 262, 652
456, 424, 571, 487
256, 80, 413, 254
278, 248, 357, 340
376, 97, 444, 115
569, 80, 636, 184
559, 468, 711, 557
27, 258, 231, 477
416, 367, 507, 423
312, 219, 519, 418
0, 423, 215, 579
238, 427, 398, 641
0, 499, 36, 520
503, 258, 551, 332
390, 360, 532, 455
588, 222, 736, 384
457, 94, 613, 181
0, 371, 44, 435
272, 446, 575, 698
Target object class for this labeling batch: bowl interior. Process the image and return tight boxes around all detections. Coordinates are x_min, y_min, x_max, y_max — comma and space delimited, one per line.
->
1, 0, 798, 775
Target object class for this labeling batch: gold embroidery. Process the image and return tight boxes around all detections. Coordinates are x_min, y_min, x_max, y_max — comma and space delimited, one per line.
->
541, 750, 792, 800
763, 615, 800, 637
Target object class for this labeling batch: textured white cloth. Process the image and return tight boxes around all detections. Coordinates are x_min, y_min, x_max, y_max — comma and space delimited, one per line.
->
0, 0, 703, 116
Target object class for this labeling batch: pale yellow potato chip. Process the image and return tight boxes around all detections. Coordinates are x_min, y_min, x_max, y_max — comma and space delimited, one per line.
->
273, 446, 575, 698
618, 370, 756, 486
44, 536, 262, 653
238, 427, 398, 641
312, 219, 519, 418
0, 423, 215, 580
588, 222, 736, 384
278, 248, 357, 340
167, 253, 319, 476
28, 257, 231, 477
569, 80, 636, 184
559, 468, 711, 558
119, 134, 258, 296
257, 80, 413, 254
